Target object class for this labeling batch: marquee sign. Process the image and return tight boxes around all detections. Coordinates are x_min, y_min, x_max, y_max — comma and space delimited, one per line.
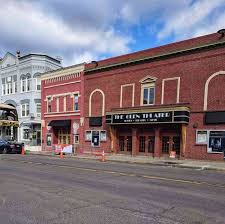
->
106, 109, 189, 125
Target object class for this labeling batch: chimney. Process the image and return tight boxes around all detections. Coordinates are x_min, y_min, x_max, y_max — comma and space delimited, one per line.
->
16, 50, 21, 58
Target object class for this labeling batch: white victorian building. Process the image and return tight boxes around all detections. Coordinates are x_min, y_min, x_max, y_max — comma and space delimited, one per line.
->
0, 51, 62, 151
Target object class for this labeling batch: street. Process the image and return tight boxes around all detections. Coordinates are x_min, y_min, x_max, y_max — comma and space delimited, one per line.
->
0, 155, 225, 224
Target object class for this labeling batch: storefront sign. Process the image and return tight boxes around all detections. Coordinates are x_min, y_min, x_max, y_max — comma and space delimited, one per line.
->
106, 110, 189, 124
208, 131, 225, 153
113, 112, 172, 123
205, 111, 225, 124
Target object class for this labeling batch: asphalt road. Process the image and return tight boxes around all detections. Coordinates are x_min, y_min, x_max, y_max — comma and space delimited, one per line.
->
0, 155, 225, 224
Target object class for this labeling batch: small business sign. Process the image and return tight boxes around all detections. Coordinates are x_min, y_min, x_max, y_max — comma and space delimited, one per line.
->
106, 110, 189, 125
112, 112, 172, 124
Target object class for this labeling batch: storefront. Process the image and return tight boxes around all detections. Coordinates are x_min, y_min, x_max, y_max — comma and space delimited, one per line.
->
20, 122, 41, 146
105, 106, 189, 157
41, 63, 85, 153
84, 30, 225, 160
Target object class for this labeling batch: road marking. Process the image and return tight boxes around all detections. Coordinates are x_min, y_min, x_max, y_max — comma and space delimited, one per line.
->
1, 158, 225, 189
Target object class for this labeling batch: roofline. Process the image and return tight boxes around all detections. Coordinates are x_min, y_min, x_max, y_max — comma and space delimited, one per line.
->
19, 53, 61, 63
41, 63, 85, 80
85, 39, 225, 74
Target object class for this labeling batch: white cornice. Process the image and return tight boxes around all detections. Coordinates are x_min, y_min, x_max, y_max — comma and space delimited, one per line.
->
41, 64, 84, 80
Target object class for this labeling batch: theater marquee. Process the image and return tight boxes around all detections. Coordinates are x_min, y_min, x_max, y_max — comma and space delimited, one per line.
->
106, 108, 190, 125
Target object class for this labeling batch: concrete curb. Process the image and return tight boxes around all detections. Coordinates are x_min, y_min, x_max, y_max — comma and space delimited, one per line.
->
28, 152, 225, 172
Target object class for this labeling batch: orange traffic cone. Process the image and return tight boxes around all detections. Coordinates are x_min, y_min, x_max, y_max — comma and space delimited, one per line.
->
60, 150, 64, 159
21, 145, 25, 156
101, 150, 106, 162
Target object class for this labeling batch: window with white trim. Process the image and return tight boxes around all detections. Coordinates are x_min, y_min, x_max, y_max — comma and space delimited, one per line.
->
56, 97, 59, 112
142, 83, 155, 105
21, 77, 32, 92
85, 131, 92, 141
63, 96, 67, 112
47, 97, 51, 113
74, 93, 79, 111
36, 78, 41, 91
36, 103, 41, 116
140, 76, 157, 106
21, 104, 30, 117
23, 128, 30, 140
74, 134, 79, 144
27, 79, 31, 91
2, 76, 17, 95
2, 84, 6, 95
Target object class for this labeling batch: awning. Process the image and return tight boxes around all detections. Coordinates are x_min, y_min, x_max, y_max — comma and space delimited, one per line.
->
48, 120, 71, 127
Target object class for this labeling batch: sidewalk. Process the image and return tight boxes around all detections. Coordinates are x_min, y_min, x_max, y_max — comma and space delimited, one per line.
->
30, 151, 225, 172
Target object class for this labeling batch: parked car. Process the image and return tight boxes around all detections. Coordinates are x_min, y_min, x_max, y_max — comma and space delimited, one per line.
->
0, 139, 23, 154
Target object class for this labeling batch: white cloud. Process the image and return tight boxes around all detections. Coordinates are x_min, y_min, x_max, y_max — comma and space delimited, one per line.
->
0, 0, 132, 65
0, 0, 225, 66
157, 0, 225, 40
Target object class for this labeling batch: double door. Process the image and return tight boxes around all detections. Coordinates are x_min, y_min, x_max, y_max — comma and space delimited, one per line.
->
119, 135, 132, 153
139, 136, 155, 154
161, 135, 180, 156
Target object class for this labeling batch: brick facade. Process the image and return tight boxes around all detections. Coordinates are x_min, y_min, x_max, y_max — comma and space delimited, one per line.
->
83, 32, 225, 160
41, 64, 84, 152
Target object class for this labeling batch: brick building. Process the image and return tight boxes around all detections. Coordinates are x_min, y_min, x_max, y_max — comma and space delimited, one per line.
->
83, 30, 225, 160
41, 63, 84, 152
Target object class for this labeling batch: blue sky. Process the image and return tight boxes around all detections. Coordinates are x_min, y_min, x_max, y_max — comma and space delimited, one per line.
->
0, 0, 225, 66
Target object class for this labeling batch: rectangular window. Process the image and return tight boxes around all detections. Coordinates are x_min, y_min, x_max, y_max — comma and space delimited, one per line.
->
100, 131, 107, 141
162, 136, 169, 154
74, 94, 79, 111
6, 127, 11, 136
12, 82, 16, 94
8, 83, 12, 94
36, 79, 41, 91
2, 84, 6, 95
21, 79, 26, 92
23, 128, 30, 140
74, 134, 79, 144
143, 87, 155, 105
47, 97, 51, 113
85, 131, 92, 141
196, 130, 208, 144
63, 96, 67, 112
36, 103, 41, 114
56, 97, 59, 112
21, 104, 29, 117
6, 83, 9, 94
46, 134, 52, 146
139, 136, 146, 152
27, 79, 31, 91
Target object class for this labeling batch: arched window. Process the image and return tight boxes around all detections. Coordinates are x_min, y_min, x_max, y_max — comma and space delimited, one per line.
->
33, 73, 41, 91
21, 73, 32, 92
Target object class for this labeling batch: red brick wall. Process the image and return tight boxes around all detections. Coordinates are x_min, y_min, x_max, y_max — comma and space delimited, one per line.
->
41, 72, 84, 151
163, 79, 178, 104
122, 85, 133, 107
207, 75, 225, 111
84, 43, 225, 160
91, 91, 103, 117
